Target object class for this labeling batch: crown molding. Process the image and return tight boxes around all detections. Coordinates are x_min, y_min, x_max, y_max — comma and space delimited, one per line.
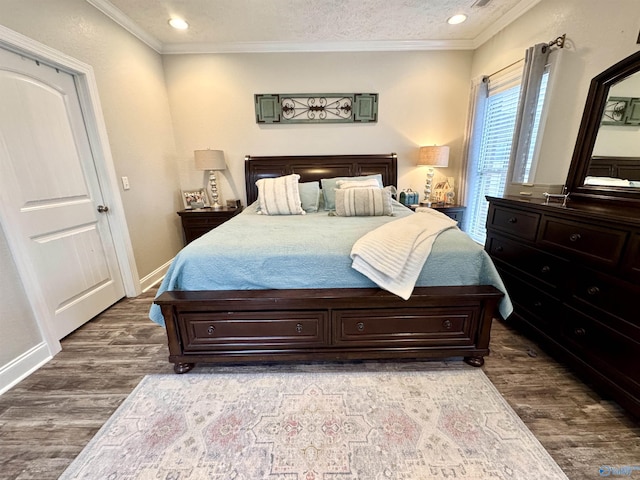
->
161, 39, 476, 54
86, 0, 162, 53
472, 0, 542, 48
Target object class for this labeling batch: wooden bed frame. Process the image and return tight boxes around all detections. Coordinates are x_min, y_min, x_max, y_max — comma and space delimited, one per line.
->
155, 153, 504, 373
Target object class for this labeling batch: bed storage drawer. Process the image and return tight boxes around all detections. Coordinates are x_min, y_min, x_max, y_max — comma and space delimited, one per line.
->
179, 311, 329, 351
333, 307, 478, 347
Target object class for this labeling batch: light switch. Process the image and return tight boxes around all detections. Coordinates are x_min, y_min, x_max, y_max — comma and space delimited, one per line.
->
121, 176, 130, 190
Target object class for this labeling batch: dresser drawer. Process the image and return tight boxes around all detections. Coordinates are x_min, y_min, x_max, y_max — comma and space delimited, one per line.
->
539, 217, 627, 266
562, 307, 640, 394
333, 307, 477, 347
184, 216, 231, 228
623, 233, 640, 283
571, 268, 640, 329
498, 269, 562, 333
179, 311, 329, 351
487, 205, 540, 240
487, 234, 567, 290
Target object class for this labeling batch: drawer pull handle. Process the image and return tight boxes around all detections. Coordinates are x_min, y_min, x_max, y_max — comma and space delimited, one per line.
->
296, 323, 303, 333
442, 319, 452, 329
508, 217, 518, 224
574, 327, 586, 337
495, 246, 504, 253
587, 286, 600, 296
356, 322, 365, 332
533, 301, 543, 308
569, 233, 581, 242
541, 265, 551, 274
207, 325, 216, 335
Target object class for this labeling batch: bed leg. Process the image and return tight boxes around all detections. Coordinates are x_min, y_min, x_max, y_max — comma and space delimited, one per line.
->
464, 356, 485, 367
174, 362, 195, 374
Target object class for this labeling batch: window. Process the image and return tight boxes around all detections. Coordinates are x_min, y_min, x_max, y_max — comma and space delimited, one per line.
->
463, 54, 551, 245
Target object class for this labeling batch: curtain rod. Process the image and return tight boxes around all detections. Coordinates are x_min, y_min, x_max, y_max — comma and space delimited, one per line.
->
547, 34, 566, 49
487, 33, 566, 79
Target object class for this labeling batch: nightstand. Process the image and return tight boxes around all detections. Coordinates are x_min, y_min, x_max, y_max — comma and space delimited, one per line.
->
177, 206, 243, 245
431, 204, 465, 224
409, 204, 466, 225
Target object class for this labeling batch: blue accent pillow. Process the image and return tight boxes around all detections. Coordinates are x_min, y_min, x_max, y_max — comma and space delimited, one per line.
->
299, 181, 321, 213
320, 174, 384, 211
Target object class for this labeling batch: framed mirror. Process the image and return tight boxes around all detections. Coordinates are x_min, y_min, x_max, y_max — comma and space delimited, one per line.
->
565, 50, 640, 205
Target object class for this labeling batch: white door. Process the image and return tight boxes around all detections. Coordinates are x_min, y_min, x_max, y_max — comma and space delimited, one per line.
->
0, 48, 125, 339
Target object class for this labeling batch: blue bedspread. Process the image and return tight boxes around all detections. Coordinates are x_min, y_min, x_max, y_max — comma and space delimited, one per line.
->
149, 202, 512, 325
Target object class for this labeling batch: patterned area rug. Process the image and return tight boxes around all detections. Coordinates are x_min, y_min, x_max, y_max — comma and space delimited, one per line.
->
60, 363, 568, 479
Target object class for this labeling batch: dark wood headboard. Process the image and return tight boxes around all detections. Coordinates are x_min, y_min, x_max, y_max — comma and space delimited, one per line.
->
244, 153, 397, 205
588, 156, 640, 181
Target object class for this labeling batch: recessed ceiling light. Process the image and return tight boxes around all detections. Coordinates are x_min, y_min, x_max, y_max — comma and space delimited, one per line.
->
447, 14, 467, 25
168, 18, 189, 30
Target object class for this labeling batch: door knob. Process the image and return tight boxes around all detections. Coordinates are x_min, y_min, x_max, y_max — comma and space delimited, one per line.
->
97, 205, 109, 213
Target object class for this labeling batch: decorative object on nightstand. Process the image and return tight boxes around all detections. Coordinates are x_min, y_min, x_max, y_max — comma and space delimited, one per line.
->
177, 206, 244, 245
417, 145, 449, 207
195, 149, 226, 209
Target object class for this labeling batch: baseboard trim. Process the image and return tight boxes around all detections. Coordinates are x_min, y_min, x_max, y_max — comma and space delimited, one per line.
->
0, 342, 52, 395
139, 258, 173, 293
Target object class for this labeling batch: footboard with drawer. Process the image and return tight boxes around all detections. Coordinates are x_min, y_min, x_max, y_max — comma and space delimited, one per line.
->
155, 286, 503, 373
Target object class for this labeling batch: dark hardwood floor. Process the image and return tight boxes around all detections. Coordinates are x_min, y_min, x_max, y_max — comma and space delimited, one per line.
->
0, 290, 638, 479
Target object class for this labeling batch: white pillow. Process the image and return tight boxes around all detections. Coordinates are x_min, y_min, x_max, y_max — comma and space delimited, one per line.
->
256, 174, 305, 215
336, 178, 382, 190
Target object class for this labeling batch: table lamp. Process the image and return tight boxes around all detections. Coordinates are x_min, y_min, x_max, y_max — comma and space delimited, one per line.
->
195, 149, 226, 209
417, 145, 449, 207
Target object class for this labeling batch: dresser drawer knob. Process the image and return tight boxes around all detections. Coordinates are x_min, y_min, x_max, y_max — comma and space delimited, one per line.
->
296, 323, 303, 333
569, 233, 581, 242
574, 327, 586, 337
442, 319, 452, 329
356, 322, 365, 332
587, 286, 600, 296
495, 246, 504, 253
207, 325, 216, 335
508, 217, 518, 224
540, 265, 551, 274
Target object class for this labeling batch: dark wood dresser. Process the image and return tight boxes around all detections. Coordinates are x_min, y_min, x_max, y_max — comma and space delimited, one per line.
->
485, 195, 640, 418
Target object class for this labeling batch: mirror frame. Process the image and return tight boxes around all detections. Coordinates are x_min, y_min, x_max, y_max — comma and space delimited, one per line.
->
565, 49, 640, 205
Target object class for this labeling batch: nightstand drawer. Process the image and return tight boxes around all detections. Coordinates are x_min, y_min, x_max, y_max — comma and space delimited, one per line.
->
177, 207, 243, 244
487, 205, 540, 240
179, 311, 329, 351
539, 217, 627, 266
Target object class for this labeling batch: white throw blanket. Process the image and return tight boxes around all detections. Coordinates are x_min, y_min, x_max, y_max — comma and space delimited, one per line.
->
350, 208, 458, 299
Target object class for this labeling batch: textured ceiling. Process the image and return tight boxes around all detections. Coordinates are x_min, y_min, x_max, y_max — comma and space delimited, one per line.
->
88, 0, 541, 53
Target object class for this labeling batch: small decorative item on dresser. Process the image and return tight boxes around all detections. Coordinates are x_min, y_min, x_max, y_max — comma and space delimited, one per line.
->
226, 199, 242, 208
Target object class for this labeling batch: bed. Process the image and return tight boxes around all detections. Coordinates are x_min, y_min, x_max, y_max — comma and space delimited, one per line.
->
152, 153, 511, 373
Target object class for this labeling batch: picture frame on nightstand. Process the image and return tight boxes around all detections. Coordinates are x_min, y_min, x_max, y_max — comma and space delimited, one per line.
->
181, 188, 210, 209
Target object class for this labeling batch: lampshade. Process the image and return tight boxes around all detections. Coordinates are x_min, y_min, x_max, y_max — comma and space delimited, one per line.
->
418, 146, 450, 167
194, 149, 226, 171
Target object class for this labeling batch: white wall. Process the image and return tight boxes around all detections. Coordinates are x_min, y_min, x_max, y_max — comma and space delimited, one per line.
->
163, 50, 474, 204
471, 0, 640, 187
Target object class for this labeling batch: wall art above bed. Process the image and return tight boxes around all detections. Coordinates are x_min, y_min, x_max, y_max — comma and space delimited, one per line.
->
255, 93, 378, 124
